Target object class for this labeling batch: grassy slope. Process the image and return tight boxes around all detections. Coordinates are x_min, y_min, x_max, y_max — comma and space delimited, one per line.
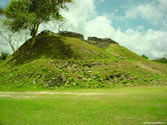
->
0, 33, 167, 90
0, 87, 167, 125
8, 33, 115, 64
106, 44, 142, 61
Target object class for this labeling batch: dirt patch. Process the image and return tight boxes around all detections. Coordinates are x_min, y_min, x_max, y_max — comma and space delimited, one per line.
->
0, 91, 129, 99
137, 62, 161, 74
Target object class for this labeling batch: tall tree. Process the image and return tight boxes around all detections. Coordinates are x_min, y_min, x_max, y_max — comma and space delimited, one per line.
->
4, 0, 72, 39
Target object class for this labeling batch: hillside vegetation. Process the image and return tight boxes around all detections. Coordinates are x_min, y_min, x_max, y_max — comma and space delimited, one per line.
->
153, 57, 167, 64
0, 31, 167, 90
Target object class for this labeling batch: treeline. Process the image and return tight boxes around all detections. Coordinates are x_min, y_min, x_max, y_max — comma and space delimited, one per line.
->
153, 57, 167, 64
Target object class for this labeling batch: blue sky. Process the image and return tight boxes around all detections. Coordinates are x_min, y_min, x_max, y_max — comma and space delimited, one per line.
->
96, 0, 163, 31
0, 0, 167, 59
0, 0, 10, 8
61, 0, 167, 59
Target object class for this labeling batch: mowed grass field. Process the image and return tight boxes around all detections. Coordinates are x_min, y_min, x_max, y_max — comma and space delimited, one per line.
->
0, 86, 167, 125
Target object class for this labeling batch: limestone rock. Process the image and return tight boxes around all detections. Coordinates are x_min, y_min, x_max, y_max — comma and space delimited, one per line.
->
39, 30, 55, 36
88, 37, 118, 44
59, 31, 84, 40
87, 36, 119, 48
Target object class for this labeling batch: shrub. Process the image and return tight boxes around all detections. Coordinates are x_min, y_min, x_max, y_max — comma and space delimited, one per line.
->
0, 52, 9, 60
142, 55, 149, 59
154, 57, 167, 63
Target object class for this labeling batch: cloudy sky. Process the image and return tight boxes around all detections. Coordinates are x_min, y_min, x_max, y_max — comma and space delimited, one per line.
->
0, 0, 167, 59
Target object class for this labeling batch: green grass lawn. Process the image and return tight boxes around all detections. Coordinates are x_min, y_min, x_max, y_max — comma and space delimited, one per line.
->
0, 86, 167, 125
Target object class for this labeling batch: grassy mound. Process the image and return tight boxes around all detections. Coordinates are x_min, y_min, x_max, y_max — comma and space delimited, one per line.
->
0, 32, 167, 90
9, 33, 115, 64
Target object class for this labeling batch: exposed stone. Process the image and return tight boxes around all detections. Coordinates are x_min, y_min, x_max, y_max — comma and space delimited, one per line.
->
88, 37, 104, 43
88, 37, 118, 44
39, 30, 55, 36
103, 38, 118, 44
58, 31, 84, 40
87, 36, 119, 48
38, 30, 118, 48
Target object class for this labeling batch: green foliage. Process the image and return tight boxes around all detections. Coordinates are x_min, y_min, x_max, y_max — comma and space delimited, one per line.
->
0, 33, 167, 90
4, 0, 72, 38
0, 52, 9, 60
142, 54, 149, 59
0, 8, 4, 15
154, 57, 167, 64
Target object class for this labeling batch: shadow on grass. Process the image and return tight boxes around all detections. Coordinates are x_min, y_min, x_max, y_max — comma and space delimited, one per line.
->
0, 121, 4, 125
8, 35, 76, 65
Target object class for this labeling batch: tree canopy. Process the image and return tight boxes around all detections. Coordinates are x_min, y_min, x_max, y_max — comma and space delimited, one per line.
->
0, 8, 4, 15
4, 0, 72, 38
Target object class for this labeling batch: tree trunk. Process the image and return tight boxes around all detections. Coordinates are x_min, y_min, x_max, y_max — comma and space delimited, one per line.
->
31, 24, 40, 47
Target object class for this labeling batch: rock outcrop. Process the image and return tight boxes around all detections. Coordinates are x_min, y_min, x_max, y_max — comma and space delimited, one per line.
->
88, 37, 118, 44
38, 30, 118, 48
58, 31, 84, 40
87, 37, 118, 48
39, 30, 55, 36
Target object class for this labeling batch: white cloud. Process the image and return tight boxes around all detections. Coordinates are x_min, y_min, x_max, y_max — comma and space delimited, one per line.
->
62, 0, 96, 33
61, 0, 167, 59
114, 29, 167, 59
0, 23, 30, 53
1, 0, 167, 59
84, 16, 114, 38
124, 0, 167, 27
